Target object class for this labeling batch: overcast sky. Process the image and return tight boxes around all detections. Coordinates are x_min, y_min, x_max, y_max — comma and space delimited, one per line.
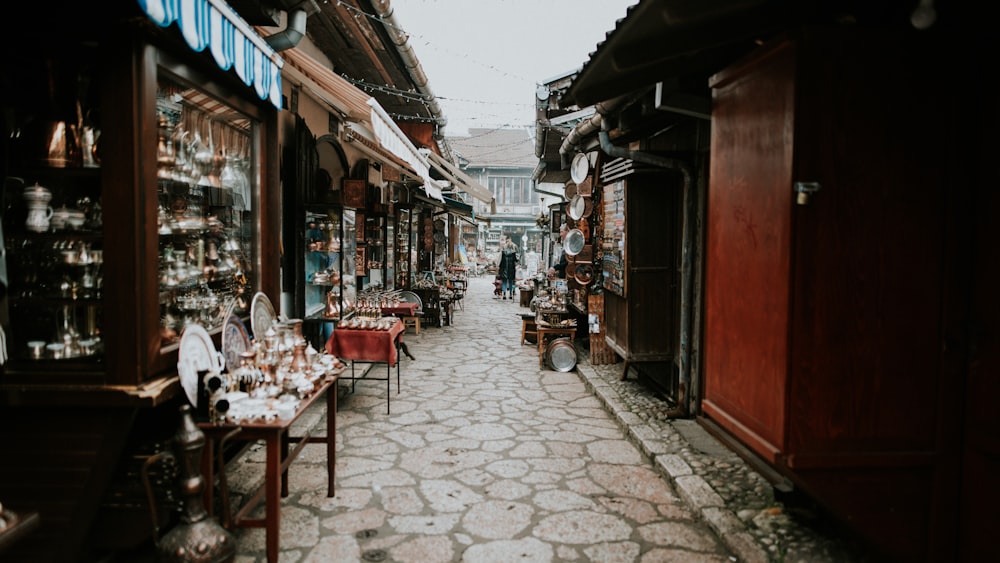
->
387, 0, 636, 137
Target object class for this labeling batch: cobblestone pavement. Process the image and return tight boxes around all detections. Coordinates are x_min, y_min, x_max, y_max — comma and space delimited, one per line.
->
224, 276, 874, 563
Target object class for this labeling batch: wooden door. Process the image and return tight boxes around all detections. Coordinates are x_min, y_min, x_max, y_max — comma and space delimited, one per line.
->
702, 38, 796, 463
783, 28, 964, 561
959, 117, 1000, 562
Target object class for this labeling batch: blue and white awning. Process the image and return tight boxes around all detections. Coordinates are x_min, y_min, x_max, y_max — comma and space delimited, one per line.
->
137, 0, 284, 109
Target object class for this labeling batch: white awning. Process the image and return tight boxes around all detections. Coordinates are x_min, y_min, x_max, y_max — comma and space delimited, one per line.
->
368, 101, 434, 188
137, 0, 283, 109
422, 150, 495, 205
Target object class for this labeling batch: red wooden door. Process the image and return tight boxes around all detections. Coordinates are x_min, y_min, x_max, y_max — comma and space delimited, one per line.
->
959, 142, 1000, 561
703, 29, 967, 560
702, 39, 796, 463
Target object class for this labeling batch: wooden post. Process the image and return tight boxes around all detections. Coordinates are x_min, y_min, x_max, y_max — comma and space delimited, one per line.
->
588, 293, 619, 365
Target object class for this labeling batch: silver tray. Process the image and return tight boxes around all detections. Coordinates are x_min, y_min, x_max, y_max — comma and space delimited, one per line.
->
546, 338, 577, 372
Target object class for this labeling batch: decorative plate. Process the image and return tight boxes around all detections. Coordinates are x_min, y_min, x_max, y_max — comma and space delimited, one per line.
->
221, 313, 251, 373
574, 263, 595, 286
547, 337, 578, 372
250, 292, 276, 339
564, 228, 586, 256
567, 194, 587, 220
570, 152, 591, 184
177, 324, 226, 408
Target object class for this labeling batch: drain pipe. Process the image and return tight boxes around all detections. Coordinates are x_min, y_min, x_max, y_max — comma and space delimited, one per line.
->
371, 0, 449, 148
598, 121, 694, 419
558, 95, 629, 169
264, 2, 317, 52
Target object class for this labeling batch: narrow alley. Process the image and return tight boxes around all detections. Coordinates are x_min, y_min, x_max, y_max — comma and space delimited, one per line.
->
218, 276, 868, 563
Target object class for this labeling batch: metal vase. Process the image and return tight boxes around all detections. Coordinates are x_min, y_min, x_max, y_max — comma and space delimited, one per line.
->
142, 405, 236, 562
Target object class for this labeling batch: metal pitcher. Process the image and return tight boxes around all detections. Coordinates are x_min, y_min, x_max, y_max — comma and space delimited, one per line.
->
142, 405, 235, 562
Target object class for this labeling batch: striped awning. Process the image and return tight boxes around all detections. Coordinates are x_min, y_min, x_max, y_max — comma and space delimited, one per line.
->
136, 0, 283, 109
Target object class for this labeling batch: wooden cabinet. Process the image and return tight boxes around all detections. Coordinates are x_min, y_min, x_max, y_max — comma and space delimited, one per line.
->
0, 17, 278, 402
602, 173, 680, 385
394, 208, 414, 289
702, 29, 965, 560
360, 213, 387, 290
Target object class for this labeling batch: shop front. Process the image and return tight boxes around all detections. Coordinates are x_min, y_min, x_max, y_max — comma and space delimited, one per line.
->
0, 1, 283, 559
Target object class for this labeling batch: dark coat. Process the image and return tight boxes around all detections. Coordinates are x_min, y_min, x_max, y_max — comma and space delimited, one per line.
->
498, 247, 518, 281
552, 250, 567, 278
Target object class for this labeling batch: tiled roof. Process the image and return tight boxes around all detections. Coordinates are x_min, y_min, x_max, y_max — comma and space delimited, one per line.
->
447, 128, 537, 169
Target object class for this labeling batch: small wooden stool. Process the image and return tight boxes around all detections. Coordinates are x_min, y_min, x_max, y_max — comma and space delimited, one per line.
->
402, 316, 421, 335
520, 313, 537, 345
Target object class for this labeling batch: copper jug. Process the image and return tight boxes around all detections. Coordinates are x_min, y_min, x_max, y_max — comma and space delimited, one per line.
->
324, 290, 340, 318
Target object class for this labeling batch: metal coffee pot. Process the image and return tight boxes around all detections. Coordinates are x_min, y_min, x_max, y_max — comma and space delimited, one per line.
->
23, 183, 54, 232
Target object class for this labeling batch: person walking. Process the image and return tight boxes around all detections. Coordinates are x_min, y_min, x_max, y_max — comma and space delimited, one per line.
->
497, 238, 519, 300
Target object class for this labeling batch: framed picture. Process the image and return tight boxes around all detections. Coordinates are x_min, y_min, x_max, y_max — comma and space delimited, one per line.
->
550, 209, 562, 234
355, 212, 366, 242
356, 246, 367, 276
342, 178, 366, 209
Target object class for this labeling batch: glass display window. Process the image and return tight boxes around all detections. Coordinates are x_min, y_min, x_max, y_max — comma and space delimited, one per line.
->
155, 74, 260, 348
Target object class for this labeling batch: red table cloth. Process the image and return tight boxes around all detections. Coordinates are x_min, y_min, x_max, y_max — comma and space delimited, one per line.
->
326, 319, 405, 367
381, 303, 419, 316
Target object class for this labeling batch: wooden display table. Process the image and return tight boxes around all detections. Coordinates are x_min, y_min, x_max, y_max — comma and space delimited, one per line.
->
199, 375, 338, 563
382, 303, 421, 334
326, 319, 405, 413
413, 288, 441, 327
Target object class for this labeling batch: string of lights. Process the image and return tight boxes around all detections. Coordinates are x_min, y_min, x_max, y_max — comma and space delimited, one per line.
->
330, 1, 547, 132
338, 75, 432, 102
333, 0, 535, 83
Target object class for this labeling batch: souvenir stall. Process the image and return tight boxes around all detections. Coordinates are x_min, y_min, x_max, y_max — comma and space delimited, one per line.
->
541, 153, 618, 367
0, 2, 283, 559
282, 121, 358, 351
600, 157, 681, 387
279, 52, 427, 349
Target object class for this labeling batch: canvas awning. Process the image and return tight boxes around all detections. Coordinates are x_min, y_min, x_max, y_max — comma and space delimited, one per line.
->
281, 48, 373, 121
423, 150, 494, 205
137, 0, 283, 109
280, 48, 428, 185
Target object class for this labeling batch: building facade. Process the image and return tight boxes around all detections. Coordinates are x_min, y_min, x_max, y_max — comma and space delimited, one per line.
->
447, 128, 545, 272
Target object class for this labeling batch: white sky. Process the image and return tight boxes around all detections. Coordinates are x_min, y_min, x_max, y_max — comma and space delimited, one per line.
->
387, 0, 636, 137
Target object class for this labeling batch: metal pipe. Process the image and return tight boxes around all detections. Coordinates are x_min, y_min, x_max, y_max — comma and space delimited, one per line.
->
264, 8, 310, 52
557, 95, 630, 168
598, 123, 694, 419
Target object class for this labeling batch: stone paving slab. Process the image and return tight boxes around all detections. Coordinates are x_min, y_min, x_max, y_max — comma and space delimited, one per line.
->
222, 276, 872, 563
